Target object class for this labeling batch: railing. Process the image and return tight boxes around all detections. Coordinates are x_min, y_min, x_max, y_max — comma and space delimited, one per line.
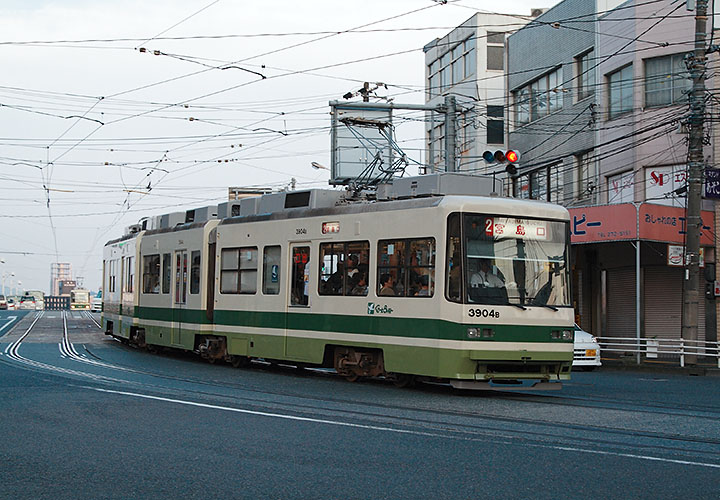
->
596, 336, 720, 368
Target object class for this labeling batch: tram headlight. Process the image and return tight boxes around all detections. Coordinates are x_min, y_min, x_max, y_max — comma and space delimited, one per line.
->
551, 330, 573, 340
467, 328, 480, 339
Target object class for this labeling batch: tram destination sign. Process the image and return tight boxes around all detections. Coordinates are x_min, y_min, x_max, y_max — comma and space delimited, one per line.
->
486, 217, 548, 240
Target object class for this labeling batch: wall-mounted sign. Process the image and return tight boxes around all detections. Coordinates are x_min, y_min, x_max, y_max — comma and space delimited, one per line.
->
667, 244, 704, 267
569, 203, 715, 246
705, 168, 720, 199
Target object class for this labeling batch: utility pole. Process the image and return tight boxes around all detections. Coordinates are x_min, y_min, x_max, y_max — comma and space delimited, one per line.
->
682, 0, 708, 366
444, 96, 457, 172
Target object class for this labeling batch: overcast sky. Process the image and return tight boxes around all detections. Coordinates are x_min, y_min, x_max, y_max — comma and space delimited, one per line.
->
0, 0, 550, 294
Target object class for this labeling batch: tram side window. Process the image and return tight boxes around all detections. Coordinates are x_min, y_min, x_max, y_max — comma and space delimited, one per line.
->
220, 247, 258, 294
318, 241, 369, 296
161, 253, 171, 294
108, 260, 116, 293
124, 257, 134, 293
143, 254, 161, 294
262, 246, 281, 295
377, 238, 435, 297
190, 250, 201, 294
446, 213, 463, 303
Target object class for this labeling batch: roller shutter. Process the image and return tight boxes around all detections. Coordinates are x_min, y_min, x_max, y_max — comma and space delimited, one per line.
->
606, 267, 637, 339
644, 266, 705, 343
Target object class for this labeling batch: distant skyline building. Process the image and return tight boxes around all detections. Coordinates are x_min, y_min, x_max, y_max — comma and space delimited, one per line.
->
50, 262, 72, 296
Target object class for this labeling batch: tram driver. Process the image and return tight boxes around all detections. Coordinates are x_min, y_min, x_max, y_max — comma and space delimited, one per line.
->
470, 258, 504, 288
468, 258, 507, 304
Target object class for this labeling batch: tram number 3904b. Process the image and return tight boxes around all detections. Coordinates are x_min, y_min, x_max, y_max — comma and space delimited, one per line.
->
468, 309, 500, 318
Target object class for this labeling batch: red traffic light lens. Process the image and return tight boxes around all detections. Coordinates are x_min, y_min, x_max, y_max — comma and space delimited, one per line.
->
505, 150, 519, 163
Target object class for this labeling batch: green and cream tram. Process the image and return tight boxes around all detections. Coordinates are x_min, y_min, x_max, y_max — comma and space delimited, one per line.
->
102, 174, 574, 390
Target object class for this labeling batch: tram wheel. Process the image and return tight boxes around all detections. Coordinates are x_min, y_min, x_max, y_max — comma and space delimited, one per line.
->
344, 372, 360, 383
392, 373, 415, 388
231, 356, 250, 368
146, 344, 158, 354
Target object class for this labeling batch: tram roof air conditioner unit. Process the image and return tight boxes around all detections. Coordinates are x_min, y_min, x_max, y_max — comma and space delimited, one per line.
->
159, 211, 186, 229
185, 205, 218, 224
125, 224, 142, 235
218, 198, 259, 219
377, 173, 500, 200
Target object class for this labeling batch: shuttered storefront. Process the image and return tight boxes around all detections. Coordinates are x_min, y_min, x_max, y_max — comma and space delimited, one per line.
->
606, 267, 637, 339
643, 266, 705, 343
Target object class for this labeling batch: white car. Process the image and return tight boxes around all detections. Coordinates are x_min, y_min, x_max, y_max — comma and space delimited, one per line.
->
91, 295, 102, 312
573, 324, 601, 370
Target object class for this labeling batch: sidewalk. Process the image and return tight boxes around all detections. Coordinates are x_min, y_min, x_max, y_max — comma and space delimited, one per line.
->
598, 355, 720, 377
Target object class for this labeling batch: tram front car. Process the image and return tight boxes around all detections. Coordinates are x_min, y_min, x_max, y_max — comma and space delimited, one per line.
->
443, 197, 573, 390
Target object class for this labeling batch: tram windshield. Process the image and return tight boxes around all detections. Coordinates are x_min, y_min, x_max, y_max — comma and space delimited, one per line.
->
446, 213, 570, 307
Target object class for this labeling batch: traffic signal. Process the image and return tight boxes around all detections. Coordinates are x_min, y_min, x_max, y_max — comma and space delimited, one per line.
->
482, 149, 520, 165
483, 149, 520, 175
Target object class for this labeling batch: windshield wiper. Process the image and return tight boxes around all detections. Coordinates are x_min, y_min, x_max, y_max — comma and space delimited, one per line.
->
536, 304, 558, 311
508, 302, 527, 310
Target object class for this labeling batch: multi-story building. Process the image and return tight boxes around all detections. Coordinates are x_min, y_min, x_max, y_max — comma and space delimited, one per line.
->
423, 10, 543, 174
428, 0, 718, 348
505, 0, 717, 346
506, 0, 597, 204
50, 262, 72, 296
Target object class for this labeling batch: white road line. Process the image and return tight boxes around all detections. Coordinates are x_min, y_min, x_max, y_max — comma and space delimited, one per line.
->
0, 315, 17, 333
93, 387, 720, 470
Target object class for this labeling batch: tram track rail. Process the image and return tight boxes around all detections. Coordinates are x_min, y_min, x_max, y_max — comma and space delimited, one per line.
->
80, 341, 720, 456
3, 311, 719, 468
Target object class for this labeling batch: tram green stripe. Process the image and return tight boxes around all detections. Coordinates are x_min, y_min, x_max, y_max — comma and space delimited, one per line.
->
134, 306, 571, 343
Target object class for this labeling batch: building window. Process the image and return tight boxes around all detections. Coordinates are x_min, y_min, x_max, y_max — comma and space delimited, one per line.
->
452, 44, 463, 83
190, 250, 201, 294
576, 50, 595, 101
514, 68, 563, 125
486, 32, 504, 71
464, 36, 476, 79
576, 152, 595, 200
607, 171, 634, 203
608, 65, 634, 119
487, 105, 504, 144
428, 59, 439, 99
220, 247, 258, 294
377, 238, 436, 297
262, 246, 281, 295
549, 164, 563, 203
440, 52, 451, 92
428, 37, 477, 98
645, 54, 689, 107
142, 254, 160, 294
516, 87, 530, 125
515, 167, 556, 201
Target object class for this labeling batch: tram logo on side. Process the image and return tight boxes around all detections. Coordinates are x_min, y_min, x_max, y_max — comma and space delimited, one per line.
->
367, 302, 393, 315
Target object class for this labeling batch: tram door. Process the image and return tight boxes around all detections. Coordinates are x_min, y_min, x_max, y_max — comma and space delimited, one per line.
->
288, 245, 311, 308
173, 250, 188, 346
287, 244, 311, 358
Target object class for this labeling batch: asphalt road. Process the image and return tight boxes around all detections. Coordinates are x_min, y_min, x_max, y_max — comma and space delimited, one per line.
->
1, 310, 719, 499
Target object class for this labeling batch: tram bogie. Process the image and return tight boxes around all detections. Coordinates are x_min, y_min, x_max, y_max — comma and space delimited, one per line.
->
102, 174, 575, 390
